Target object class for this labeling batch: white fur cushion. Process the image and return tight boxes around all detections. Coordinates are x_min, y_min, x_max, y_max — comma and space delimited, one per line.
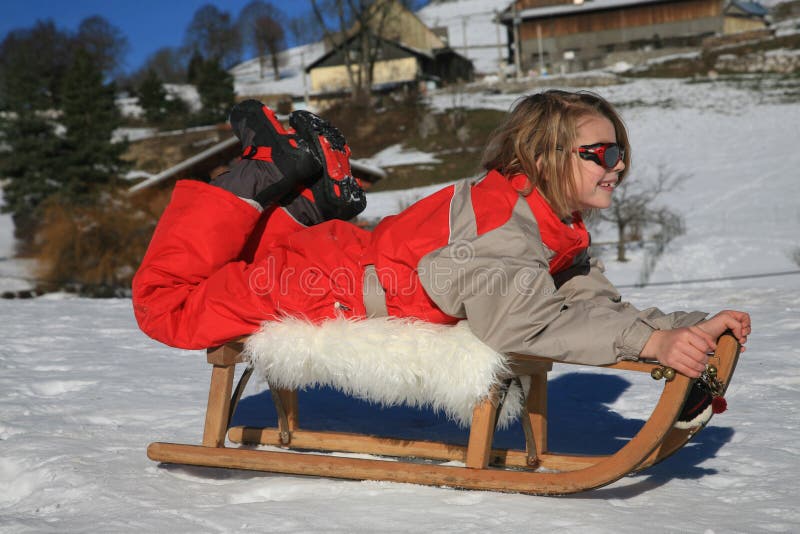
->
244, 317, 525, 428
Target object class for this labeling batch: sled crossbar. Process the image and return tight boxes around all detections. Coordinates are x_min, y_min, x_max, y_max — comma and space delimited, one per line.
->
147, 333, 740, 495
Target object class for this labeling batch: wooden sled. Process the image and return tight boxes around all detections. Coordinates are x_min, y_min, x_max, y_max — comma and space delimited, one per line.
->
147, 332, 740, 495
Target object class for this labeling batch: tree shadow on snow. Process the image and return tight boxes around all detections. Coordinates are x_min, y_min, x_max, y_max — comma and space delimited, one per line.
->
230, 371, 734, 498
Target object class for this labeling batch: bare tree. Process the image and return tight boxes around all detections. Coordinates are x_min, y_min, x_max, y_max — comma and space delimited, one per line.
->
255, 15, 287, 79
287, 12, 322, 46
309, 0, 406, 103
238, 1, 287, 79
184, 4, 242, 69
596, 164, 687, 262
136, 47, 187, 84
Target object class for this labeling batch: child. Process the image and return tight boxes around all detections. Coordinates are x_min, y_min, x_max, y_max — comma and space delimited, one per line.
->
133, 91, 750, 386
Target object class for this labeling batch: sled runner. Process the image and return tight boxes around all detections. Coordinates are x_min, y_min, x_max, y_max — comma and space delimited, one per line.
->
147, 321, 740, 495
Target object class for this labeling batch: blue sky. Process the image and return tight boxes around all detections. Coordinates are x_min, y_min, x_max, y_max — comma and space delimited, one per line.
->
0, 0, 312, 74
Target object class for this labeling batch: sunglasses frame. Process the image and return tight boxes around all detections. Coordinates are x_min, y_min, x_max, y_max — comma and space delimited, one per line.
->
575, 142, 625, 171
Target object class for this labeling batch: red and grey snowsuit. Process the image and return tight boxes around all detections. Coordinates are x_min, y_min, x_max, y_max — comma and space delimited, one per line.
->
132, 170, 705, 364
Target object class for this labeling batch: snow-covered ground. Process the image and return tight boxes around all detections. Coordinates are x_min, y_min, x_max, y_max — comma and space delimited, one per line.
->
2, 76, 800, 531
0, 185, 36, 293
1, 288, 798, 532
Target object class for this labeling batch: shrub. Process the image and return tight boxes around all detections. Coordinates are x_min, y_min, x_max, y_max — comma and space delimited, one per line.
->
33, 189, 168, 297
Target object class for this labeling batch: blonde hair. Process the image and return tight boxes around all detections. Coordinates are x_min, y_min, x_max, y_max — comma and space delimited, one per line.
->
481, 90, 630, 218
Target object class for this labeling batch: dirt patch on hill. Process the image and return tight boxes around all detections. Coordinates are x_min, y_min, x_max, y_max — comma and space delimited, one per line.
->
320, 99, 506, 191
122, 127, 230, 174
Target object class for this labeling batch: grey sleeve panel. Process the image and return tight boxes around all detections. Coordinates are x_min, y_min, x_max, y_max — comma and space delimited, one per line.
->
448, 180, 478, 243
418, 192, 707, 366
556, 257, 708, 360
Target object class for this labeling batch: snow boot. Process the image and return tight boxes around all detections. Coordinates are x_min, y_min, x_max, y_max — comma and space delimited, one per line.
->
289, 110, 366, 221
674, 380, 713, 429
222, 100, 322, 207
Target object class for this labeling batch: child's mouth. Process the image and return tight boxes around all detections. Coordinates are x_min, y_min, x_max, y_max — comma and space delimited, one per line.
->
598, 180, 617, 192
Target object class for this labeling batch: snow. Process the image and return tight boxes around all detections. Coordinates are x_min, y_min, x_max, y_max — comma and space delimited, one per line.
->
1, 288, 798, 531
416, 0, 511, 75
357, 143, 443, 168
230, 42, 326, 99
0, 185, 35, 293
2, 75, 800, 530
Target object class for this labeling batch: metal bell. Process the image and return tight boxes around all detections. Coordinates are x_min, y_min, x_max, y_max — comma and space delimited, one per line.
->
651, 367, 664, 380
706, 364, 718, 378
662, 367, 676, 381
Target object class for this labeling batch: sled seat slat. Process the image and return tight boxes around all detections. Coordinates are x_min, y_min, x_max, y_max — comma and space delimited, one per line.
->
225, 426, 608, 471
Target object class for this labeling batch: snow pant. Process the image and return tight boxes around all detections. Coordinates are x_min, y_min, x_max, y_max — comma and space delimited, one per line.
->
132, 180, 376, 350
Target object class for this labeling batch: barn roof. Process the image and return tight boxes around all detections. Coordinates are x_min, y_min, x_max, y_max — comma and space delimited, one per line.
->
499, 0, 688, 23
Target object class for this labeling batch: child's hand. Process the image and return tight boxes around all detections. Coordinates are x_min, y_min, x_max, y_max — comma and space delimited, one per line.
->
641, 327, 717, 378
696, 310, 751, 351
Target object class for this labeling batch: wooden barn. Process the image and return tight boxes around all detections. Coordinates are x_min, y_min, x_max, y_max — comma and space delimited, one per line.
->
498, 0, 769, 74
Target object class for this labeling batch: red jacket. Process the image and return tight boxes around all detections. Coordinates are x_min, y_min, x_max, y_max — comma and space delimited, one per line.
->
133, 171, 588, 349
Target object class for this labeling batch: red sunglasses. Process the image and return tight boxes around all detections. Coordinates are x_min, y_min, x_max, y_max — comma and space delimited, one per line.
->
575, 143, 625, 171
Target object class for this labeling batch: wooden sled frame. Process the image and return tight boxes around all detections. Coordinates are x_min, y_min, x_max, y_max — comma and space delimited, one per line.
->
148, 332, 740, 495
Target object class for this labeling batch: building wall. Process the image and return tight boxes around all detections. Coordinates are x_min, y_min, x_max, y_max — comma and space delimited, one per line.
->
723, 16, 766, 34
517, 0, 726, 72
519, 0, 723, 39
310, 57, 420, 93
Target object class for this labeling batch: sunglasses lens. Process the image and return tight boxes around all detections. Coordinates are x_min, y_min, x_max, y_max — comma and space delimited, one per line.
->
603, 145, 620, 168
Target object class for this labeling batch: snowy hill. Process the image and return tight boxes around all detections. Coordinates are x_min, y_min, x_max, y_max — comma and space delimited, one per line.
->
416, 0, 512, 75
230, 41, 327, 99
2, 75, 800, 531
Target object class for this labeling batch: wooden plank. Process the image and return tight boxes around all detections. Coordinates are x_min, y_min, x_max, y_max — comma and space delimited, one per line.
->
465, 393, 498, 469
147, 441, 618, 495
202, 365, 236, 447
510, 353, 661, 374
527, 371, 548, 456
230, 427, 467, 461
206, 344, 245, 366
227, 426, 608, 471
277, 389, 298, 431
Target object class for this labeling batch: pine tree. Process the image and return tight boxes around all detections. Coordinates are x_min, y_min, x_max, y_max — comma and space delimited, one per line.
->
137, 69, 169, 124
0, 112, 66, 242
186, 50, 204, 84
58, 49, 128, 203
0, 22, 73, 244
194, 58, 235, 124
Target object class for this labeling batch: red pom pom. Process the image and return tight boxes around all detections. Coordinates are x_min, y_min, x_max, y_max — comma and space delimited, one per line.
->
712, 396, 727, 414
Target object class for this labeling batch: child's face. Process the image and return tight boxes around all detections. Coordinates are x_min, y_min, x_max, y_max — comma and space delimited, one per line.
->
570, 114, 625, 211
